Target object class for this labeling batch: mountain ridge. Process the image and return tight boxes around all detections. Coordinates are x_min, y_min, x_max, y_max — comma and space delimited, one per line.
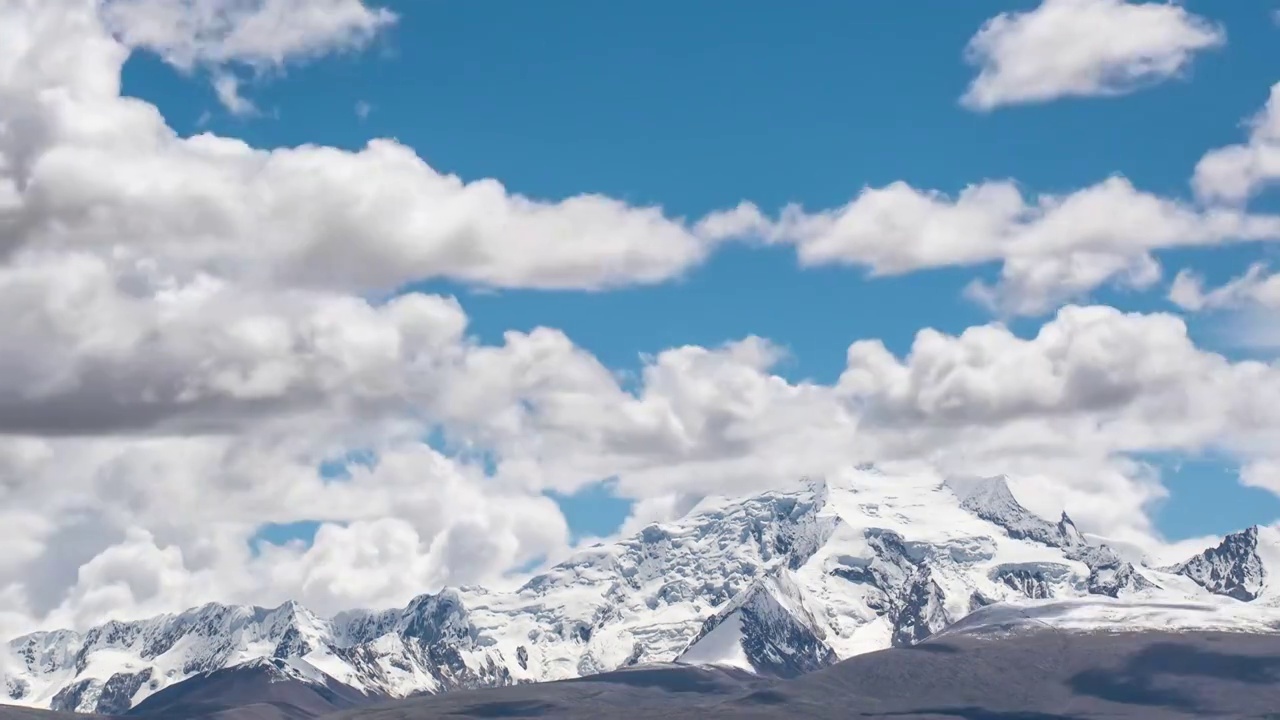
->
5, 468, 1279, 715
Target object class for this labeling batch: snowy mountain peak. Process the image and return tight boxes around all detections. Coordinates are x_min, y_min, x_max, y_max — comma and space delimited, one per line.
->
944, 475, 1078, 549
945, 474, 1019, 513
1172, 525, 1269, 602
709, 571, 816, 636
677, 570, 836, 678
399, 589, 475, 647
940, 474, 1156, 598
799, 474, 830, 505
237, 656, 329, 686
266, 599, 319, 624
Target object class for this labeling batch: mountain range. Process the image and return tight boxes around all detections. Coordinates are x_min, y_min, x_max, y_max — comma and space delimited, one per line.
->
3, 467, 1278, 718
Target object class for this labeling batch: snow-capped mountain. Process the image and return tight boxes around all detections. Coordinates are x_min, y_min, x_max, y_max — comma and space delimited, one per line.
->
1168, 525, 1277, 601
5, 467, 1280, 715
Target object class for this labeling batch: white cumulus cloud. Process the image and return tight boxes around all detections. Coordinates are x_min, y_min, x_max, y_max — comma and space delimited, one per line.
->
1194, 83, 1280, 203
962, 0, 1224, 111
101, 0, 395, 69
1170, 263, 1280, 312
707, 177, 1280, 316
100, 0, 396, 113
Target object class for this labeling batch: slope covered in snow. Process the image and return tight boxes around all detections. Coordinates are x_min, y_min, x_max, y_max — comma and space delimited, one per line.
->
677, 570, 836, 677
933, 596, 1280, 638
4, 467, 1279, 714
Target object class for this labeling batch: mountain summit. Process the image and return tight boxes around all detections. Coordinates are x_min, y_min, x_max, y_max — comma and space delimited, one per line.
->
1170, 525, 1275, 601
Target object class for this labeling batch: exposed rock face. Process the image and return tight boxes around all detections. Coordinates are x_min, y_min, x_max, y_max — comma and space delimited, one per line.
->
995, 566, 1060, 600
826, 529, 953, 648
1172, 527, 1267, 601
95, 669, 154, 715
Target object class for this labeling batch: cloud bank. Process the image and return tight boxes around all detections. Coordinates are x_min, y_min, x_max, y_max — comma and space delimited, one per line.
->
0, 0, 1279, 640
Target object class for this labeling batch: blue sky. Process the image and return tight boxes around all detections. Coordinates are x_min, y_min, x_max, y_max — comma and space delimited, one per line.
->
121, 0, 1280, 547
